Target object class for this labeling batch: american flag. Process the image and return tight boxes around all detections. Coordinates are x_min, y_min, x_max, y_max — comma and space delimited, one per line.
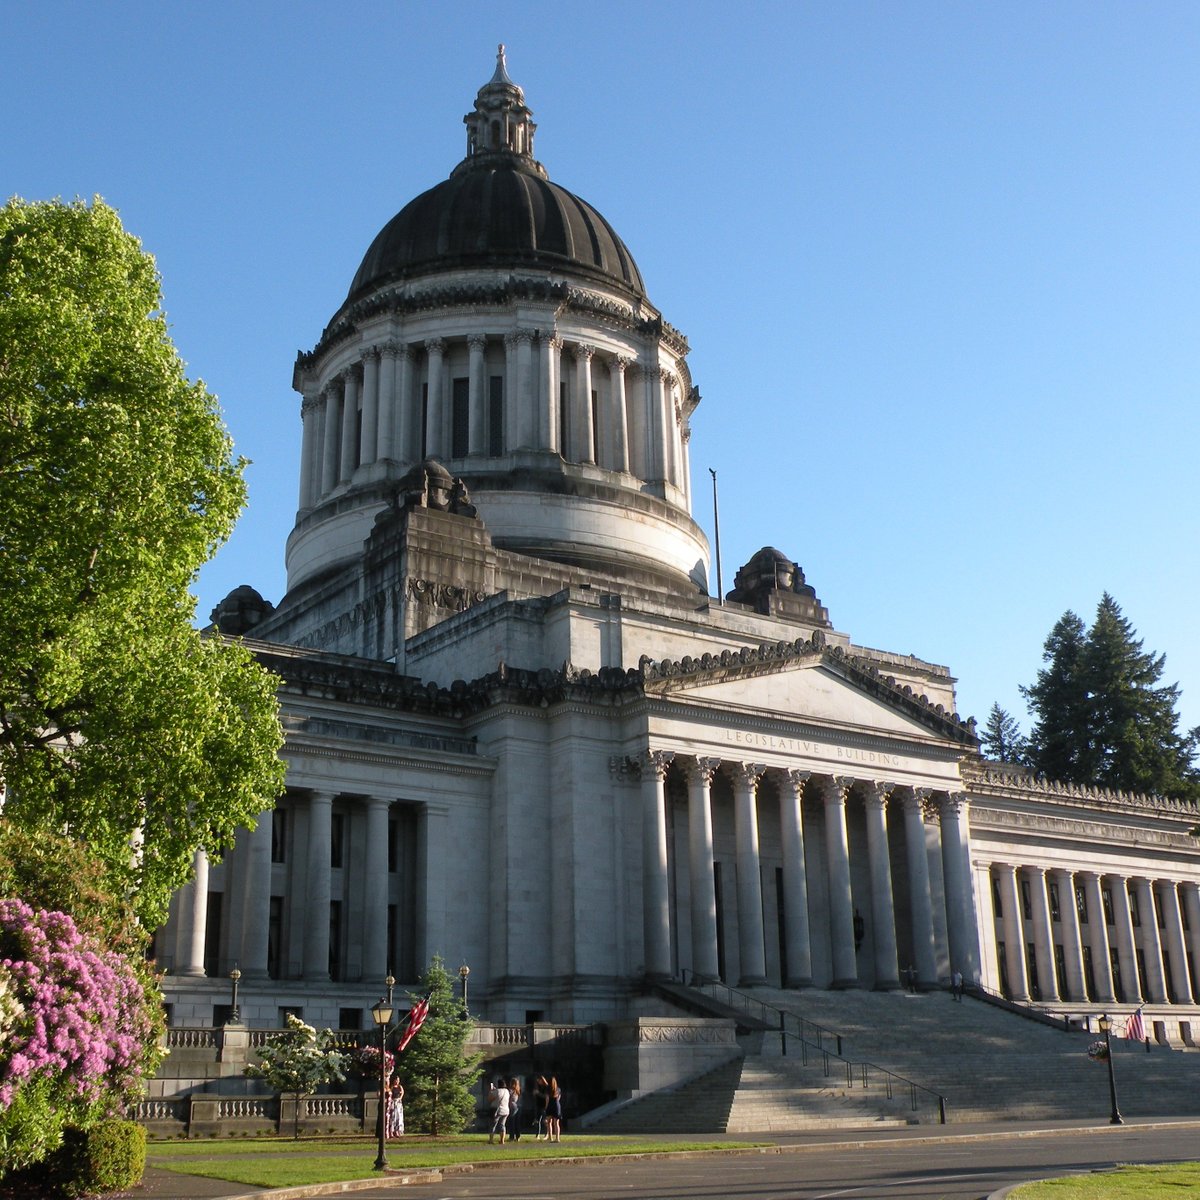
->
396, 994, 430, 1053
1125, 1007, 1146, 1041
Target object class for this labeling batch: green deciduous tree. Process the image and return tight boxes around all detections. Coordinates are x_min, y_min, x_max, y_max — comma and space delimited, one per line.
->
1022, 595, 1200, 801
0, 197, 285, 926
979, 703, 1028, 764
397, 957, 482, 1135
245, 1015, 348, 1139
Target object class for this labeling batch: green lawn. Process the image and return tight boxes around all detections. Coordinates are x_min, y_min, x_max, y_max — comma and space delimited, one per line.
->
147, 1134, 761, 1188
1008, 1162, 1200, 1198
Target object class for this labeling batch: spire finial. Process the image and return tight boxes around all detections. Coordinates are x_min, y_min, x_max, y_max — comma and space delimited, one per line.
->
489, 43, 516, 87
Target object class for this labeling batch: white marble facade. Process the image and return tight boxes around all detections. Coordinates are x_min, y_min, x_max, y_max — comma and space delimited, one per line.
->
159, 53, 1200, 1039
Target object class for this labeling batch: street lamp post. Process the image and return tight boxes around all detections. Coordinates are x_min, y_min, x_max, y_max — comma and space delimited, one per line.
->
370, 997, 394, 1170
459, 963, 470, 1018
1098, 1014, 1123, 1125
228, 965, 242, 1024
385, 973, 395, 1007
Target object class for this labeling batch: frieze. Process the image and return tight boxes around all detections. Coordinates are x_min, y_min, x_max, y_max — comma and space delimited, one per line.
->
969, 805, 1196, 850
635, 1024, 733, 1044
965, 762, 1200, 818
406, 577, 488, 613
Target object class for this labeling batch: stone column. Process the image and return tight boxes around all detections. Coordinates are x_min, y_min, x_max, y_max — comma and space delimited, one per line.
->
685, 758, 721, 981
609, 356, 631, 473
778, 769, 813, 988
239, 809, 273, 979
377, 343, 398, 461
641, 750, 674, 980
515, 329, 535, 447
900, 788, 937, 986
820, 776, 858, 987
649, 367, 670, 482
467, 334, 488, 455
415, 802, 449, 973
662, 372, 679, 486
540, 334, 561, 452
1159, 881, 1194, 1003
1078, 871, 1115, 1001
729, 762, 767, 985
298, 393, 319, 509
1181, 882, 1200, 994
994, 864, 1030, 1001
573, 345, 595, 464
939, 794, 979, 982
362, 796, 390, 982
303, 792, 333, 981
861, 781, 900, 990
1026, 867, 1060, 1001
1052, 869, 1087, 1002
338, 369, 359, 483
320, 385, 340, 495
1131, 877, 1168, 1002
395, 346, 417, 463
424, 339, 445, 459
359, 347, 380, 466
1108, 876, 1142, 1004
175, 848, 209, 976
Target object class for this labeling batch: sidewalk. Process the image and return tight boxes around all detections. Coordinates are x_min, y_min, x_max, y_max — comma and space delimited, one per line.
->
137, 1117, 1200, 1200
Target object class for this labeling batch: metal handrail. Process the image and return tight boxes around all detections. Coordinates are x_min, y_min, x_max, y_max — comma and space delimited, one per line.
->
676, 970, 947, 1123
964, 980, 1087, 1032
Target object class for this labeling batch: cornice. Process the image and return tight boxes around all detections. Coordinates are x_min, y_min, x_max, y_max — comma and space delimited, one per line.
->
969, 804, 1200, 856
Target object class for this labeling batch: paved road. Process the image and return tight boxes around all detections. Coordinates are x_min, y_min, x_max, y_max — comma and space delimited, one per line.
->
342, 1124, 1200, 1200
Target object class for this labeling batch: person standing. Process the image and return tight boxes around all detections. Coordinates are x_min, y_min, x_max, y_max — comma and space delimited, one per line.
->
505, 1076, 522, 1142
533, 1075, 549, 1139
386, 1076, 404, 1137
545, 1075, 562, 1142
488, 1076, 510, 1145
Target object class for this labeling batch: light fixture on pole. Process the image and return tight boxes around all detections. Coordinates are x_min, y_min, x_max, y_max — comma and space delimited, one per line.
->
1097, 1014, 1123, 1125
370, 997, 394, 1170
228, 964, 242, 1025
459, 963, 470, 1018
385, 973, 395, 1007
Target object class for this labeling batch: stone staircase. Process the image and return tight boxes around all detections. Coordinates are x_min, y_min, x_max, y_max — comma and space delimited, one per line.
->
585, 986, 1200, 1133
751, 986, 1200, 1124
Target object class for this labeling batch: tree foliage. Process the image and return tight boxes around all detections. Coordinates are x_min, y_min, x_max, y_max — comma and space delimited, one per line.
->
0, 197, 285, 926
245, 1014, 348, 1139
1021, 595, 1200, 801
979, 703, 1028, 764
396, 957, 481, 1135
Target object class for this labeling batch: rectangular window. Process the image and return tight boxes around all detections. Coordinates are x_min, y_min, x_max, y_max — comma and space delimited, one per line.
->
488, 375, 504, 456
451, 377, 469, 458
1021, 879, 1032, 921
271, 808, 287, 864
1110, 947, 1124, 1003
339, 1008, 363, 1031
420, 382, 429, 458
558, 379, 569, 458
388, 816, 398, 874
330, 813, 344, 869
992, 877, 1003, 919
1155, 890, 1165, 928
1076, 885, 1088, 925
279, 1005, 303, 1025
1103, 887, 1115, 926
268, 895, 283, 980
1130, 891, 1141, 928
212, 1003, 232, 1027
1048, 882, 1061, 922
203, 891, 223, 979
329, 901, 342, 982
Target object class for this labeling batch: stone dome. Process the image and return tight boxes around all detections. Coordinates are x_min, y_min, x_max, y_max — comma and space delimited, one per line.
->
346, 50, 645, 304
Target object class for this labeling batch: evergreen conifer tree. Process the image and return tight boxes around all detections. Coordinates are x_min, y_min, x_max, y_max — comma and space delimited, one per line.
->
395, 957, 482, 1135
1022, 596, 1200, 801
979, 703, 1028, 764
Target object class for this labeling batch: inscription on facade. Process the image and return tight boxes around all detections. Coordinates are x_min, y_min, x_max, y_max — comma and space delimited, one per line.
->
725, 728, 908, 770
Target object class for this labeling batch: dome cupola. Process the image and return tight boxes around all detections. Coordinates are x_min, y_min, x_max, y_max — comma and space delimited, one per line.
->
287, 50, 709, 603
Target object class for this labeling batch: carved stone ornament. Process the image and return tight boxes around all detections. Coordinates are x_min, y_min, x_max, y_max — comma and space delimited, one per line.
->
424, 337, 446, 354
467, 333, 488, 352
405, 577, 487, 613
684, 756, 721, 786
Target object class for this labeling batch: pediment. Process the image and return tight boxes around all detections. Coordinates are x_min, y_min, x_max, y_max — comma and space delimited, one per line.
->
641, 640, 975, 747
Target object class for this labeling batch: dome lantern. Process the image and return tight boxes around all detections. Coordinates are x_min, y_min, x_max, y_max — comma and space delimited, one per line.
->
460, 44, 542, 173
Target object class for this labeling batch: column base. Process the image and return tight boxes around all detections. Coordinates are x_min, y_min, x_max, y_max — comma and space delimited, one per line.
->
784, 976, 813, 989
830, 977, 862, 990
174, 967, 207, 978
738, 975, 768, 988
873, 979, 902, 991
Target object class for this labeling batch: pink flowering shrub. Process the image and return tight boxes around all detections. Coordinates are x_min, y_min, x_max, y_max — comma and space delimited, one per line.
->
0, 898, 160, 1171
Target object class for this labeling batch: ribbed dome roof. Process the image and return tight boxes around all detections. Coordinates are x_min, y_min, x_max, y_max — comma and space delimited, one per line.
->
347, 165, 645, 302
346, 47, 645, 304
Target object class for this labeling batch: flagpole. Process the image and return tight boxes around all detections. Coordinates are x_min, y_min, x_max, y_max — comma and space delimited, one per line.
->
709, 467, 723, 605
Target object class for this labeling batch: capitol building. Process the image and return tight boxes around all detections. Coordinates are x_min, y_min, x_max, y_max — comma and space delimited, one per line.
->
156, 51, 1200, 1080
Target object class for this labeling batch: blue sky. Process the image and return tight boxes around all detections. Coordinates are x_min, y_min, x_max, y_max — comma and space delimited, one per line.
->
7, 2, 1199, 739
